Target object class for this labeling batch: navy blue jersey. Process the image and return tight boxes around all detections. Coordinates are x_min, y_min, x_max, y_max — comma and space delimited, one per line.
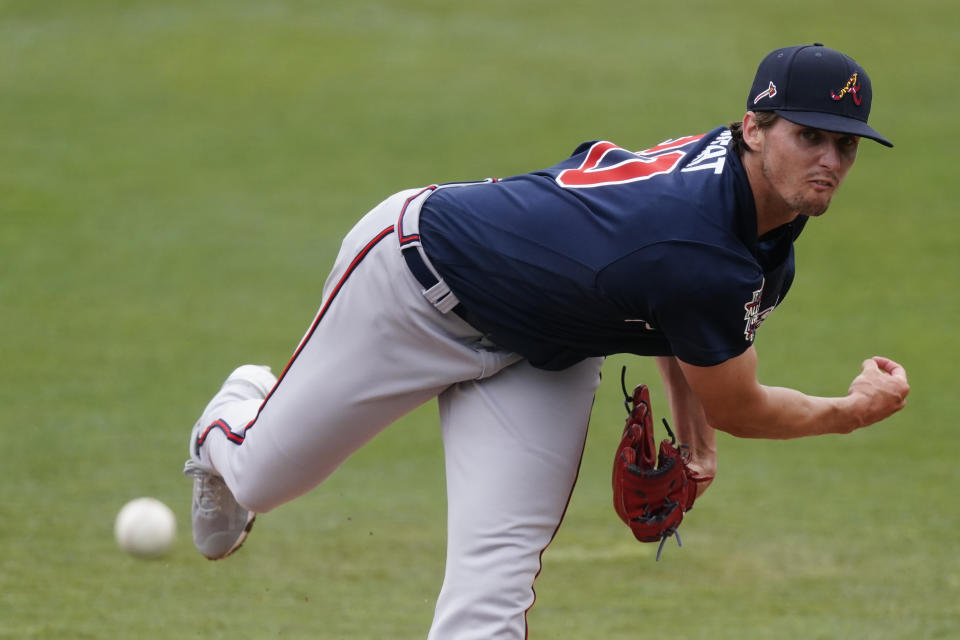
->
419, 126, 806, 370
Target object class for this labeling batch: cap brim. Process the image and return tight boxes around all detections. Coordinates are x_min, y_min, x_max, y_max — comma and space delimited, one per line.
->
774, 109, 894, 147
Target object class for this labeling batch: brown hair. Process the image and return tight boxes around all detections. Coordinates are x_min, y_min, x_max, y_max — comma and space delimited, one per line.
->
729, 111, 778, 156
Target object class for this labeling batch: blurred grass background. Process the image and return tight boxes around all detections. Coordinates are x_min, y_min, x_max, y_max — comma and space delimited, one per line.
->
1, 1, 957, 638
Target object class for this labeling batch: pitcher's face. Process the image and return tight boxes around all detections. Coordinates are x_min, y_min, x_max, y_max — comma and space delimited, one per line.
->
755, 117, 859, 218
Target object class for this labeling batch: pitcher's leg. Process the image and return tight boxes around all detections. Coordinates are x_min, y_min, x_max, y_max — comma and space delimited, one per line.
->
192, 189, 516, 517
429, 357, 603, 640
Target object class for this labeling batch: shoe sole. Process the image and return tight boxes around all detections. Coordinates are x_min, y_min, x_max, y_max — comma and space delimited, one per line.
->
207, 514, 257, 561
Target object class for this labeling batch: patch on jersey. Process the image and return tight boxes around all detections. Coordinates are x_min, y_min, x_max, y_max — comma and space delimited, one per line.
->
830, 72, 863, 105
743, 280, 779, 342
743, 281, 766, 342
752, 81, 777, 105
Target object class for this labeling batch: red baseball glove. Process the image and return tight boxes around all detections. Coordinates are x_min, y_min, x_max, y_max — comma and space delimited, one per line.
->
612, 372, 711, 560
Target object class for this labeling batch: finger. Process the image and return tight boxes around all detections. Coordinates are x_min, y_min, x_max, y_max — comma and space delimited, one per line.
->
871, 356, 908, 380
872, 357, 911, 403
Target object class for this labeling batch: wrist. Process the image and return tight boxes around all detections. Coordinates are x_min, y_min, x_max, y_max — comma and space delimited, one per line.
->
686, 449, 717, 479
835, 393, 869, 433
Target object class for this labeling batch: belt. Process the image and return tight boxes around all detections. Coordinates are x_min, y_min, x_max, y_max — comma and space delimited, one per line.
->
401, 245, 485, 332
402, 245, 444, 301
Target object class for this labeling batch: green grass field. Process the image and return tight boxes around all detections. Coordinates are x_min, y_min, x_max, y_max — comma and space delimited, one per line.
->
2, 1, 958, 637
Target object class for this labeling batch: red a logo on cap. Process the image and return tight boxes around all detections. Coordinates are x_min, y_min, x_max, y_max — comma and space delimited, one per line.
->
831, 73, 863, 105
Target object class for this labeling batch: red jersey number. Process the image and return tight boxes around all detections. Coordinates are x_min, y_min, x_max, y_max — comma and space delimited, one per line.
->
555, 135, 704, 188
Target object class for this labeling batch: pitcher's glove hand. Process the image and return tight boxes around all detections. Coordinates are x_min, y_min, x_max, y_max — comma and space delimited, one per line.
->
612, 371, 712, 560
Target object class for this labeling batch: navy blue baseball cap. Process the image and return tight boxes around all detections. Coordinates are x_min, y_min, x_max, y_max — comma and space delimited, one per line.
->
748, 43, 892, 147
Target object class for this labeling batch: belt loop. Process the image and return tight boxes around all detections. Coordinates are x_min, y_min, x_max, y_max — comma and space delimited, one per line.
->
424, 278, 460, 314
403, 245, 461, 314
397, 186, 463, 315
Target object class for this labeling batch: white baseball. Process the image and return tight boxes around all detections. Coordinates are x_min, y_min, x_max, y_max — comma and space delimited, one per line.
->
114, 497, 177, 558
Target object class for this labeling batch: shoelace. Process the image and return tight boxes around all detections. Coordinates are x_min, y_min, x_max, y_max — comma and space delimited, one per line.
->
183, 459, 206, 479
183, 461, 226, 512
